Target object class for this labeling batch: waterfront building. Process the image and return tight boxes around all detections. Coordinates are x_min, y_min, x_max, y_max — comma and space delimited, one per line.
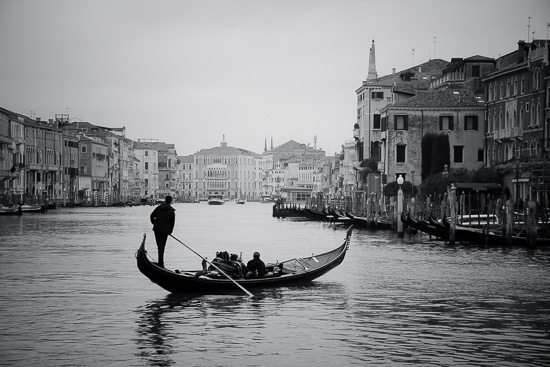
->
22, 117, 64, 206
483, 39, 550, 207
261, 139, 326, 196
61, 128, 79, 206
177, 154, 195, 201
127, 148, 141, 203
354, 40, 448, 166
59, 120, 130, 204
194, 137, 260, 201
143, 141, 178, 201
380, 89, 486, 188
0, 107, 25, 205
77, 135, 109, 205
133, 140, 160, 202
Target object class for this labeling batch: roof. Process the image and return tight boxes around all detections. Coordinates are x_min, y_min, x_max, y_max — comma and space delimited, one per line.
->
388, 89, 484, 109
196, 145, 260, 157
177, 155, 194, 163
357, 58, 449, 91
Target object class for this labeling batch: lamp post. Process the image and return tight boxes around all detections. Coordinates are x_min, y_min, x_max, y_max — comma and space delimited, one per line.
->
397, 174, 404, 237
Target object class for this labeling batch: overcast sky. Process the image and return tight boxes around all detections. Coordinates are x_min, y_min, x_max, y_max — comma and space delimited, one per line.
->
0, 0, 548, 156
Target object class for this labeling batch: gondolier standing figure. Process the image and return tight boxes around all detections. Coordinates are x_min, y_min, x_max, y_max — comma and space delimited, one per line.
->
150, 195, 176, 268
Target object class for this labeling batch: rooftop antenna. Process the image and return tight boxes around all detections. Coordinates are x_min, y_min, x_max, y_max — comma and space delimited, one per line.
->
527, 16, 531, 42
433, 36, 437, 59
411, 48, 415, 65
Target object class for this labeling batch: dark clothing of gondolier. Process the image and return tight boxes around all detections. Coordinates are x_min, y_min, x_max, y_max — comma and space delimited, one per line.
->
150, 195, 176, 268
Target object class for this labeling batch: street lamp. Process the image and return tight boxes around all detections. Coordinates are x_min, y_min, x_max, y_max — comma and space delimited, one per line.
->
397, 174, 404, 237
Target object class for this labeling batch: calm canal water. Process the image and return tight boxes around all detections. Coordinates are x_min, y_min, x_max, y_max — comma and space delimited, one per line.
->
1, 202, 549, 366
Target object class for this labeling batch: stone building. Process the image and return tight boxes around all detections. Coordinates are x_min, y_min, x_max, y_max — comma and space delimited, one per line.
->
483, 39, 549, 206
194, 137, 260, 201
380, 89, 485, 186
355, 40, 448, 164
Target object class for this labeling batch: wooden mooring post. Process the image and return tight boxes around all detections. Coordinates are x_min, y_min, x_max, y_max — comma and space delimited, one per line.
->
449, 184, 457, 245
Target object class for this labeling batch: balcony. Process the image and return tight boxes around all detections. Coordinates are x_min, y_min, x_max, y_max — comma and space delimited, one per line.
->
493, 126, 523, 141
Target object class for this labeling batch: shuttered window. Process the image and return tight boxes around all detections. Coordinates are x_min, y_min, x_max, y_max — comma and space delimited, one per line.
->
395, 115, 408, 130
440, 116, 454, 130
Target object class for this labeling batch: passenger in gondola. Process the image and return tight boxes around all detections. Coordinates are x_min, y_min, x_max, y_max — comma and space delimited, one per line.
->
246, 251, 266, 278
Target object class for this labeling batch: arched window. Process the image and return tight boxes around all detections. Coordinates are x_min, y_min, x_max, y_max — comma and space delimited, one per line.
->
537, 102, 541, 126
531, 101, 535, 126
519, 107, 524, 127
521, 77, 525, 94
514, 77, 518, 96
513, 109, 517, 128
506, 111, 509, 129
499, 111, 503, 130
507, 79, 511, 97
488, 111, 492, 132
500, 83, 504, 99
488, 83, 493, 101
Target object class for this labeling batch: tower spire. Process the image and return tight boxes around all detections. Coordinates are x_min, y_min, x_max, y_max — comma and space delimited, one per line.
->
367, 39, 378, 81
264, 138, 267, 152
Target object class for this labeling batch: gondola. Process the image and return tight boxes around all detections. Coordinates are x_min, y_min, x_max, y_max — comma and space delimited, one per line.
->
403, 212, 448, 239
136, 225, 353, 294
345, 211, 372, 228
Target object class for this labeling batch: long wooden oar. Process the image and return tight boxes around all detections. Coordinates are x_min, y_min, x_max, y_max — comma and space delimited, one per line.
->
169, 234, 253, 297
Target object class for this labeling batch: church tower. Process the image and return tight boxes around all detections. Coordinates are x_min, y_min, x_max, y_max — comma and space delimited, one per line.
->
367, 39, 378, 81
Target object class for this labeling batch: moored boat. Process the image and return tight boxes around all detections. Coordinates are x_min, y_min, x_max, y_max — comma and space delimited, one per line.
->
136, 225, 353, 294
0, 206, 22, 216
20, 204, 46, 213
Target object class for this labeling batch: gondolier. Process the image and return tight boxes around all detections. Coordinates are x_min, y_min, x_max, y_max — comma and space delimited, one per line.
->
150, 195, 176, 268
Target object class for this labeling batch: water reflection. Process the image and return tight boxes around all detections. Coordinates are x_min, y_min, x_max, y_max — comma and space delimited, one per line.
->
134, 282, 350, 367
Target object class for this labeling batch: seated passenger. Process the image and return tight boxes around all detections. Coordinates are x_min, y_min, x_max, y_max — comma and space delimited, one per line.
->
246, 251, 266, 278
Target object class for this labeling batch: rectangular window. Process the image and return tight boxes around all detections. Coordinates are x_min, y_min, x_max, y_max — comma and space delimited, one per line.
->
440, 116, 454, 130
145, 162, 149, 170
145, 151, 149, 156
526, 102, 529, 112
472, 65, 480, 77
477, 149, 484, 162
373, 114, 381, 129
454, 146, 464, 163
80, 165, 87, 174
396, 145, 406, 163
395, 115, 408, 130
464, 115, 478, 130
81, 146, 87, 153
372, 91, 384, 99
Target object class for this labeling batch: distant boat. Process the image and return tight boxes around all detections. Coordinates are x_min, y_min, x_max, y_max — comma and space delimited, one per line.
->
260, 195, 272, 203
207, 192, 225, 205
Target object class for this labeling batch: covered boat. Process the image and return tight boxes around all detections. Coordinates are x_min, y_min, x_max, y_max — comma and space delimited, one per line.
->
207, 192, 225, 205
136, 225, 353, 294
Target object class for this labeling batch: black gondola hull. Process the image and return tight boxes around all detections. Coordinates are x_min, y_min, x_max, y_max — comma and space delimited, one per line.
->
136, 226, 353, 294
